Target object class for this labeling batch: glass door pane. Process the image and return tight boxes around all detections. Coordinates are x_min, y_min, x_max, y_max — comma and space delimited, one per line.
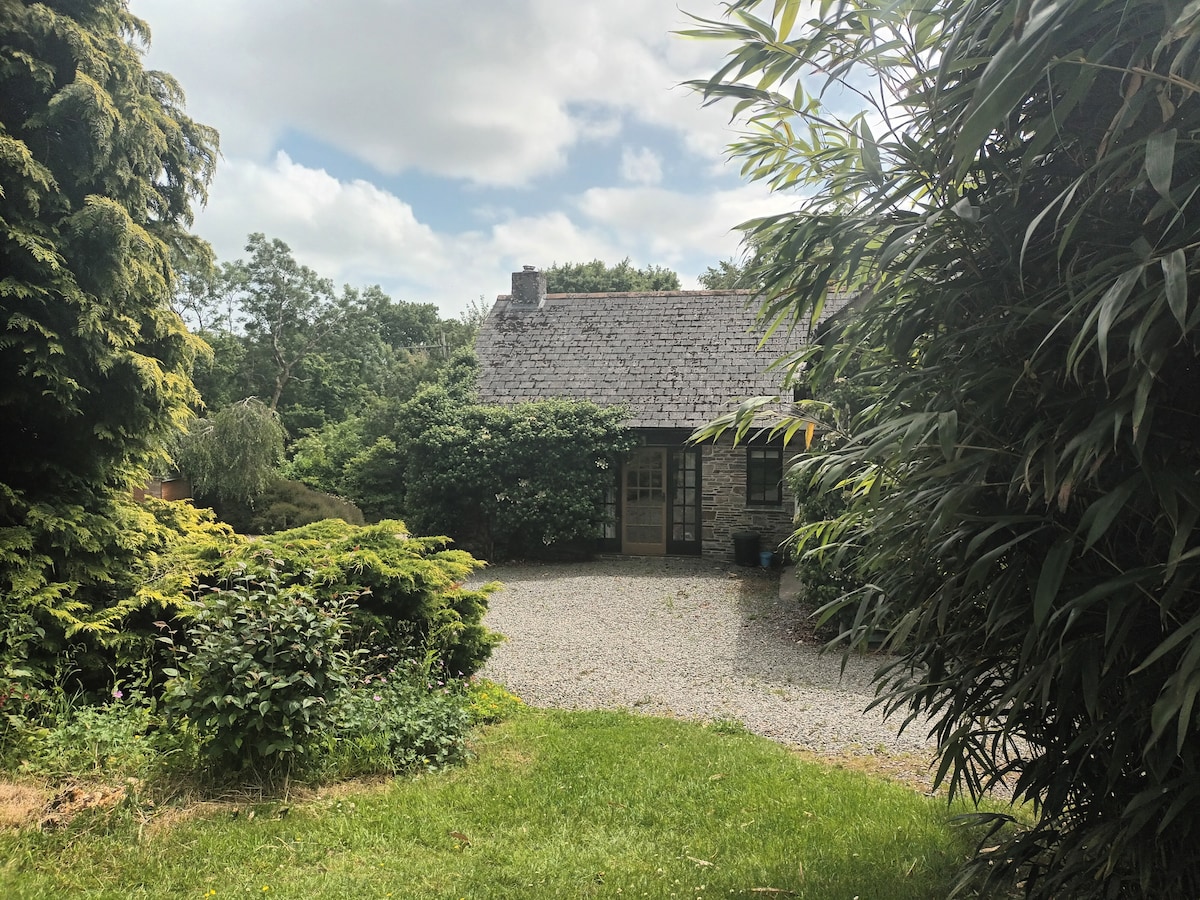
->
622, 447, 667, 554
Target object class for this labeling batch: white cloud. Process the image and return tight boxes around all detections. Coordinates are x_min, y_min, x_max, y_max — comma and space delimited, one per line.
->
191, 154, 798, 312
127, 1, 808, 310
131, 0, 742, 186
574, 184, 799, 273
619, 147, 663, 186
197, 153, 440, 276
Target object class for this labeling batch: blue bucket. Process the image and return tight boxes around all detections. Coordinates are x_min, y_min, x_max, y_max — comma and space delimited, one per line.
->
759, 550, 775, 568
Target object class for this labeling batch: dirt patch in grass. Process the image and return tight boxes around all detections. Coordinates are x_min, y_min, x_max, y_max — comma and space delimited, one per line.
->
0, 780, 50, 829
142, 775, 398, 837
38, 781, 128, 830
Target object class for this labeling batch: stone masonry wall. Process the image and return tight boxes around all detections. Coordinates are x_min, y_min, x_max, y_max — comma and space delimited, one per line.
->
701, 441, 795, 562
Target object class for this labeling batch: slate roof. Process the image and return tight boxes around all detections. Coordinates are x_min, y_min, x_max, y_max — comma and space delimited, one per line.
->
475, 289, 848, 430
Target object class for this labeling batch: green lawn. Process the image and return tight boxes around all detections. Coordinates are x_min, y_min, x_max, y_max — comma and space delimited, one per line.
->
1, 709, 987, 899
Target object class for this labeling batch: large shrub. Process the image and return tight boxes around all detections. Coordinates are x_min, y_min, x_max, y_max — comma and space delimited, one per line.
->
162, 567, 356, 780
690, 0, 1200, 896
203, 519, 499, 678
203, 478, 365, 534
387, 384, 634, 559
1, 497, 236, 696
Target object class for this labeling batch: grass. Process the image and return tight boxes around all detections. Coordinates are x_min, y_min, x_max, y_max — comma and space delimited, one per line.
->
0, 708, 990, 899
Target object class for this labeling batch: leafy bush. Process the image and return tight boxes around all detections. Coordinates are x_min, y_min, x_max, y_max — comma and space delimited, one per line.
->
324, 664, 471, 778
18, 691, 156, 780
386, 382, 634, 560
788, 476, 861, 633
204, 519, 500, 678
0, 497, 237, 698
162, 568, 357, 780
692, 0, 1200, 895
0, 684, 197, 781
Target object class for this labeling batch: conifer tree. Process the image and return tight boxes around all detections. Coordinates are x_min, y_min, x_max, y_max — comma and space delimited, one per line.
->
0, 0, 218, 655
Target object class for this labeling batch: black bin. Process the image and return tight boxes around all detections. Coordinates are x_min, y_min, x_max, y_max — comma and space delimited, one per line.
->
732, 531, 760, 567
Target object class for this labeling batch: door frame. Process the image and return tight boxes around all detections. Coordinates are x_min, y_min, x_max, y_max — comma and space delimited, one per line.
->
609, 441, 703, 556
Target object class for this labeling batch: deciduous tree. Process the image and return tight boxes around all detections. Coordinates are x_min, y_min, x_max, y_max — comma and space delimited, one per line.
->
544, 258, 680, 293
173, 397, 285, 505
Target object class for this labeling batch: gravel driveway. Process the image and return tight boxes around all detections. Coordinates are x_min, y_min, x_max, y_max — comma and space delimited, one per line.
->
474, 556, 934, 756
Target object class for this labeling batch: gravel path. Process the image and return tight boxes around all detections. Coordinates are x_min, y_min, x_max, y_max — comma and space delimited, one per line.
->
474, 556, 934, 756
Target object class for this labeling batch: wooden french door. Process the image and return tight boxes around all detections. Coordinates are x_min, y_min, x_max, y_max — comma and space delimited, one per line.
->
622, 447, 667, 555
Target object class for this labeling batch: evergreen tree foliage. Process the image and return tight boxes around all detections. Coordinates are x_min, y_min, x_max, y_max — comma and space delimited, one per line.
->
544, 258, 681, 293
0, 1, 217, 656
690, 1, 1200, 896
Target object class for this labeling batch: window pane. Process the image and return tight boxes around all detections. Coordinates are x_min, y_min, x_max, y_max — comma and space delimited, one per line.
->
746, 447, 783, 506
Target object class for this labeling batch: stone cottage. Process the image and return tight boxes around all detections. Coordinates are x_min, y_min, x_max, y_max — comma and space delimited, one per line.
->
475, 266, 847, 562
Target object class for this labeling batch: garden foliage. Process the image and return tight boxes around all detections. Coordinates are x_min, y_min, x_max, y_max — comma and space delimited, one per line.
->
326, 665, 473, 779
176, 235, 480, 439
172, 397, 286, 505
162, 568, 358, 778
201, 478, 365, 535
320, 354, 634, 559
3, 513, 498, 784
1, 497, 235, 693
542, 258, 680, 293
209, 520, 499, 678
688, 0, 1200, 896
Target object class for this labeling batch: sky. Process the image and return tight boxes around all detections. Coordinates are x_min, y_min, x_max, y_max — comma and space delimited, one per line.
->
127, 0, 802, 317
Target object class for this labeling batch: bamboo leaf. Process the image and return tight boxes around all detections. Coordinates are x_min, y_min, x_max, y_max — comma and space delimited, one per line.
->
775, 0, 801, 42
1097, 267, 1144, 376
1162, 248, 1188, 329
1132, 617, 1200, 675
1145, 129, 1177, 202
860, 118, 882, 179
1177, 675, 1200, 754
938, 410, 957, 461
1166, 507, 1199, 582
1081, 477, 1139, 550
952, 1, 1071, 180
1034, 539, 1072, 628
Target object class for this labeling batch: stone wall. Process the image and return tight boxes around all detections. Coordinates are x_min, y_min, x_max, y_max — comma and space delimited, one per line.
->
701, 441, 795, 562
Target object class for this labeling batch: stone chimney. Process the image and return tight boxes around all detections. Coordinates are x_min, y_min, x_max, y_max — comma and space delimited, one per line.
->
511, 265, 546, 307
